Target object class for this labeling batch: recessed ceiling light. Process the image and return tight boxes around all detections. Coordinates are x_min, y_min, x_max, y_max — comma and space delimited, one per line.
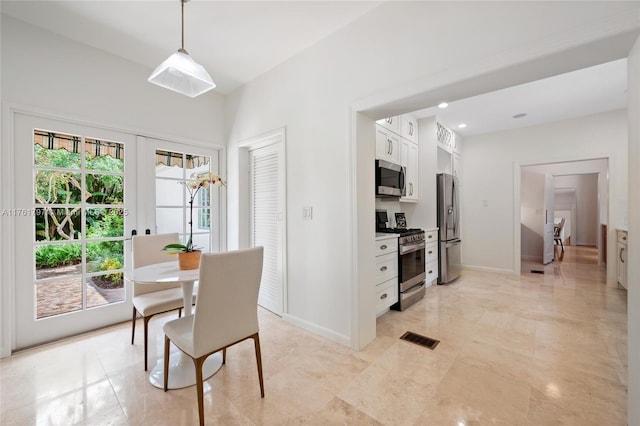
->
438, 102, 449, 109
512, 113, 527, 119
458, 123, 467, 129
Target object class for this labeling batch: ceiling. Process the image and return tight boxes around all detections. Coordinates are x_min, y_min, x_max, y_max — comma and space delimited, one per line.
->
0, 1, 381, 94
413, 58, 628, 137
1, 1, 629, 137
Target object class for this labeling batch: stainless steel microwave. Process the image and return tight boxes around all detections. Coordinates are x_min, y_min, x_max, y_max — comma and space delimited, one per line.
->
375, 159, 406, 197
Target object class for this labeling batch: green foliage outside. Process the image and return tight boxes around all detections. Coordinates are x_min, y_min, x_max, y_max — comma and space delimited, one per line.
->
100, 258, 123, 283
35, 244, 82, 268
34, 145, 125, 277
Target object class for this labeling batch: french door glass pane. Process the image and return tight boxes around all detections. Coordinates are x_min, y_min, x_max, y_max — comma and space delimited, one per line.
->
34, 243, 82, 280
86, 241, 124, 273
33, 131, 82, 168
156, 208, 184, 234
156, 179, 184, 206
86, 174, 124, 204
86, 208, 125, 238
34, 171, 82, 204
86, 273, 124, 309
34, 207, 82, 241
190, 233, 211, 253
85, 138, 124, 172
37, 278, 83, 319
33, 129, 126, 319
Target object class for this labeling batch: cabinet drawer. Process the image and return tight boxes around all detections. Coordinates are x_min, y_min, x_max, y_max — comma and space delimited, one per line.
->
425, 230, 438, 243
617, 230, 628, 244
376, 252, 398, 283
425, 242, 438, 264
426, 261, 438, 284
376, 278, 398, 315
375, 237, 398, 256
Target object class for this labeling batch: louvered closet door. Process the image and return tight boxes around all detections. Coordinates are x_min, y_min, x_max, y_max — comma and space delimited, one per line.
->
250, 142, 285, 315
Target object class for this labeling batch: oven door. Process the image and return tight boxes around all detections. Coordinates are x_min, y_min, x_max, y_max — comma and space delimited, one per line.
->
399, 242, 426, 292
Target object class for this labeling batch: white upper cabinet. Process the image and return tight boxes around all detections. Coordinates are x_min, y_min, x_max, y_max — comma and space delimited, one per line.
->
376, 116, 401, 134
400, 140, 419, 203
375, 124, 401, 164
401, 115, 418, 143
452, 132, 462, 155
436, 122, 453, 153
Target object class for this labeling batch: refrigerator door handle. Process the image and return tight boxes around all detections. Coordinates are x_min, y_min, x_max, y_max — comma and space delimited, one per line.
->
444, 240, 461, 248
452, 177, 458, 237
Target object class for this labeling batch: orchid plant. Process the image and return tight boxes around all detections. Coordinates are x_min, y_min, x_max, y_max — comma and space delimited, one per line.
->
163, 172, 225, 254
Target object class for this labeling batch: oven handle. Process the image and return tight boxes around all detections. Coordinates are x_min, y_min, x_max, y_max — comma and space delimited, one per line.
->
400, 241, 425, 255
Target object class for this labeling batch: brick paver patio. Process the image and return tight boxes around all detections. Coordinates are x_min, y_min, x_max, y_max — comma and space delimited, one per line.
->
36, 268, 124, 318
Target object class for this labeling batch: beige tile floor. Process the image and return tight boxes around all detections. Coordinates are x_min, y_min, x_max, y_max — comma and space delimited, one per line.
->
1, 247, 627, 425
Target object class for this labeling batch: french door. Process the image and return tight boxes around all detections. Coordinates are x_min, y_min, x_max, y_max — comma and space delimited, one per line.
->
141, 137, 222, 254
14, 113, 137, 349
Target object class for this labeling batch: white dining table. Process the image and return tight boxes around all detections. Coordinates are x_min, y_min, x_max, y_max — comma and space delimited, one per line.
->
127, 261, 223, 389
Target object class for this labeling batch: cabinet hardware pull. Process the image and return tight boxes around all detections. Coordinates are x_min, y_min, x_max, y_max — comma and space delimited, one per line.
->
380, 293, 388, 300
380, 266, 387, 272
380, 245, 387, 250
620, 247, 625, 263
428, 270, 433, 274
428, 251, 433, 254
428, 235, 432, 239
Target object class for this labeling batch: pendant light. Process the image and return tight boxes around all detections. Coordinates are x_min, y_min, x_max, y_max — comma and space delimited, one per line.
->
148, 0, 215, 97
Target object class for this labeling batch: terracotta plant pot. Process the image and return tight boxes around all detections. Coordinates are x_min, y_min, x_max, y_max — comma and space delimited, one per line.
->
178, 251, 201, 270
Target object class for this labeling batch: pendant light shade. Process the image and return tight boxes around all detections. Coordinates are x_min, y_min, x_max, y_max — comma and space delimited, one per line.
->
148, 0, 215, 97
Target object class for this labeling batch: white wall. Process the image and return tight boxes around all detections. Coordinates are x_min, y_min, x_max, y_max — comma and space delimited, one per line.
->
626, 34, 640, 426
520, 169, 545, 260
461, 109, 627, 282
224, 2, 638, 346
1, 16, 226, 143
0, 16, 227, 355
554, 174, 599, 246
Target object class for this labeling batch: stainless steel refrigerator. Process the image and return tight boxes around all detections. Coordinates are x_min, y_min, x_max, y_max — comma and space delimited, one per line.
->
437, 173, 461, 284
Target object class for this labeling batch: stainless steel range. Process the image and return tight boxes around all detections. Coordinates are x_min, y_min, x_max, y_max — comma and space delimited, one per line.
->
376, 210, 426, 311
394, 229, 427, 310
377, 227, 427, 311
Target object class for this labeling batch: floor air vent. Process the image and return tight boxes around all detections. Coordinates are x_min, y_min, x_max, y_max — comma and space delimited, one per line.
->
400, 331, 440, 350
530, 270, 545, 274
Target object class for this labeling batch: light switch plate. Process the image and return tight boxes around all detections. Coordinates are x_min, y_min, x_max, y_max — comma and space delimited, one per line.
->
303, 206, 313, 220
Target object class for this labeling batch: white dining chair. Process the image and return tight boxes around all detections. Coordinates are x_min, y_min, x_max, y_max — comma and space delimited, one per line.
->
131, 233, 196, 371
163, 247, 265, 426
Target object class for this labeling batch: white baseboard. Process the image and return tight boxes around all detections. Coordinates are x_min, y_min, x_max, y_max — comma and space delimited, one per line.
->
282, 313, 351, 348
461, 264, 516, 275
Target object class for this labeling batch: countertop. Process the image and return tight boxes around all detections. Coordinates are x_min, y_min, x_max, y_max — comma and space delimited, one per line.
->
375, 233, 400, 241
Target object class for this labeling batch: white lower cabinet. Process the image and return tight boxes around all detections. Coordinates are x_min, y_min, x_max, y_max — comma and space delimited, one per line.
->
375, 235, 399, 316
425, 229, 439, 286
376, 279, 398, 315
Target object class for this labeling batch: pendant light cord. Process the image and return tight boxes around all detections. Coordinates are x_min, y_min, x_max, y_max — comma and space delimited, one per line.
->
181, 0, 185, 51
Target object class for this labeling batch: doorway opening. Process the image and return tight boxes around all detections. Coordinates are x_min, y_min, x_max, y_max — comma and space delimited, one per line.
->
519, 159, 608, 280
